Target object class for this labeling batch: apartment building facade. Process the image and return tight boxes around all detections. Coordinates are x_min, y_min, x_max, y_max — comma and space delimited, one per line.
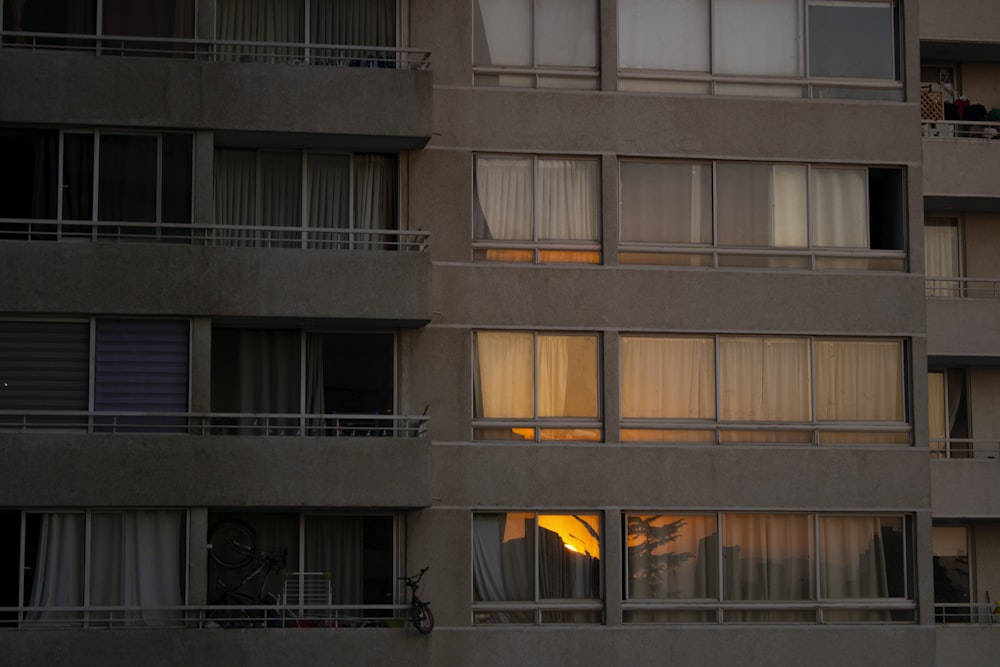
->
0, 1, 998, 665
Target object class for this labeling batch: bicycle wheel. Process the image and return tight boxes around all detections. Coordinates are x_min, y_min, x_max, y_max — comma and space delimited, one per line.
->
411, 602, 434, 634
209, 520, 256, 568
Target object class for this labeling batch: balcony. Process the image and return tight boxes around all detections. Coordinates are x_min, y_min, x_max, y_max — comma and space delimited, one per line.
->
0, 35, 433, 145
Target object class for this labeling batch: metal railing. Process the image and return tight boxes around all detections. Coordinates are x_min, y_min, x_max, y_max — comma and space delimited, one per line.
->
617, 69, 904, 100
926, 277, 1000, 300
0, 410, 429, 438
620, 600, 917, 624
930, 438, 1000, 460
922, 120, 1000, 140
935, 602, 1000, 624
0, 31, 431, 70
0, 219, 430, 251
0, 603, 410, 629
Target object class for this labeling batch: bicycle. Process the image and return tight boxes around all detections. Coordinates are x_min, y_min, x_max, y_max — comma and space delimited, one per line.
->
399, 566, 434, 634
207, 519, 287, 628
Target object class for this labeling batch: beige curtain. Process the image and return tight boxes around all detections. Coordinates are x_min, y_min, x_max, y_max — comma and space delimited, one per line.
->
719, 337, 811, 421
815, 340, 902, 421
811, 167, 867, 248
925, 223, 960, 297
722, 513, 814, 602
621, 336, 714, 418
474, 332, 534, 418
538, 335, 598, 418
820, 516, 897, 598
475, 156, 533, 241
537, 159, 600, 241
626, 514, 717, 599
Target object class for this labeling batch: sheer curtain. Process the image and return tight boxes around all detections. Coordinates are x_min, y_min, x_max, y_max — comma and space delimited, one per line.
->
474, 332, 534, 419
29, 511, 184, 626
214, 149, 257, 246
238, 330, 301, 432
307, 154, 350, 248
537, 335, 598, 418
354, 154, 397, 249
473, 0, 533, 67
810, 168, 868, 248
716, 164, 806, 248
305, 517, 363, 606
618, 0, 709, 71
621, 337, 714, 418
722, 514, 813, 602
719, 337, 811, 422
27, 514, 85, 624
814, 340, 902, 422
925, 223, 960, 297
474, 156, 533, 241
311, 0, 395, 65
260, 152, 302, 246
534, 0, 598, 68
473, 513, 534, 610
538, 159, 599, 241
215, 0, 304, 61
820, 516, 899, 602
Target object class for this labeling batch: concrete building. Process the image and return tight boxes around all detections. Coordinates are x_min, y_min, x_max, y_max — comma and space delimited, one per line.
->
0, 1, 997, 665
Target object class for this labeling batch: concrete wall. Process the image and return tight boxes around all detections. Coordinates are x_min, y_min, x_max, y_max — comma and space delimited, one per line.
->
923, 141, 1000, 199
963, 213, 1000, 279
919, 0, 1000, 43
927, 299, 1000, 357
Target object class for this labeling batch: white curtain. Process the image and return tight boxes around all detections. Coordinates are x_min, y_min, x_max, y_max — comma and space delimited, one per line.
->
719, 337, 811, 422
474, 0, 532, 67
713, 0, 801, 76
538, 159, 599, 241
619, 0, 709, 71
214, 149, 257, 246
475, 156, 534, 241
305, 517, 363, 605
925, 223, 960, 297
626, 514, 717, 599
621, 337, 714, 419
722, 513, 813, 602
311, 0, 395, 47
27, 514, 85, 624
810, 168, 868, 248
619, 161, 711, 244
29, 511, 184, 626
474, 331, 534, 419
814, 340, 903, 422
927, 372, 946, 445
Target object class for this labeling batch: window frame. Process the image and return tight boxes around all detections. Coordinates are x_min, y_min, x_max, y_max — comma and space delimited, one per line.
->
472, 510, 604, 624
616, 0, 902, 100
472, 0, 600, 89
618, 158, 907, 272
473, 153, 602, 264
622, 510, 915, 624
472, 330, 603, 442
619, 334, 910, 445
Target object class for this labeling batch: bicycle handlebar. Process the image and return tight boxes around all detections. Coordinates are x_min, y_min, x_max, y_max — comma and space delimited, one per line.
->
398, 566, 429, 582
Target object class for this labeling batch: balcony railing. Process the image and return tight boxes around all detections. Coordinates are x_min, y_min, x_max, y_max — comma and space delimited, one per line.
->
618, 243, 906, 272
0, 31, 431, 70
926, 277, 1000, 300
935, 602, 1000, 624
0, 411, 429, 437
0, 603, 410, 629
923, 120, 1000, 140
620, 600, 917, 624
0, 219, 430, 251
930, 438, 1000, 460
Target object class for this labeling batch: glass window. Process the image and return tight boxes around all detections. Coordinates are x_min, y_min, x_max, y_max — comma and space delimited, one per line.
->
208, 512, 396, 620
623, 512, 913, 623
716, 163, 807, 248
810, 168, 867, 248
474, 155, 600, 263
620, 336, 715, 419
473, 331, 600, 441
214, 150, 396, 249
625, 514, 718, 599
619, 0, 709, 71
714, 0, 801, 77
620, 162, 712, 244
808, 2, 895, 79
719, 336, 811, 422
932, 525, 971, 619
925, 219, 961, 297
473, 512, 602, 624
0, 510, 186, 628
474, 0, 598, 68
814, 340, 903, 422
